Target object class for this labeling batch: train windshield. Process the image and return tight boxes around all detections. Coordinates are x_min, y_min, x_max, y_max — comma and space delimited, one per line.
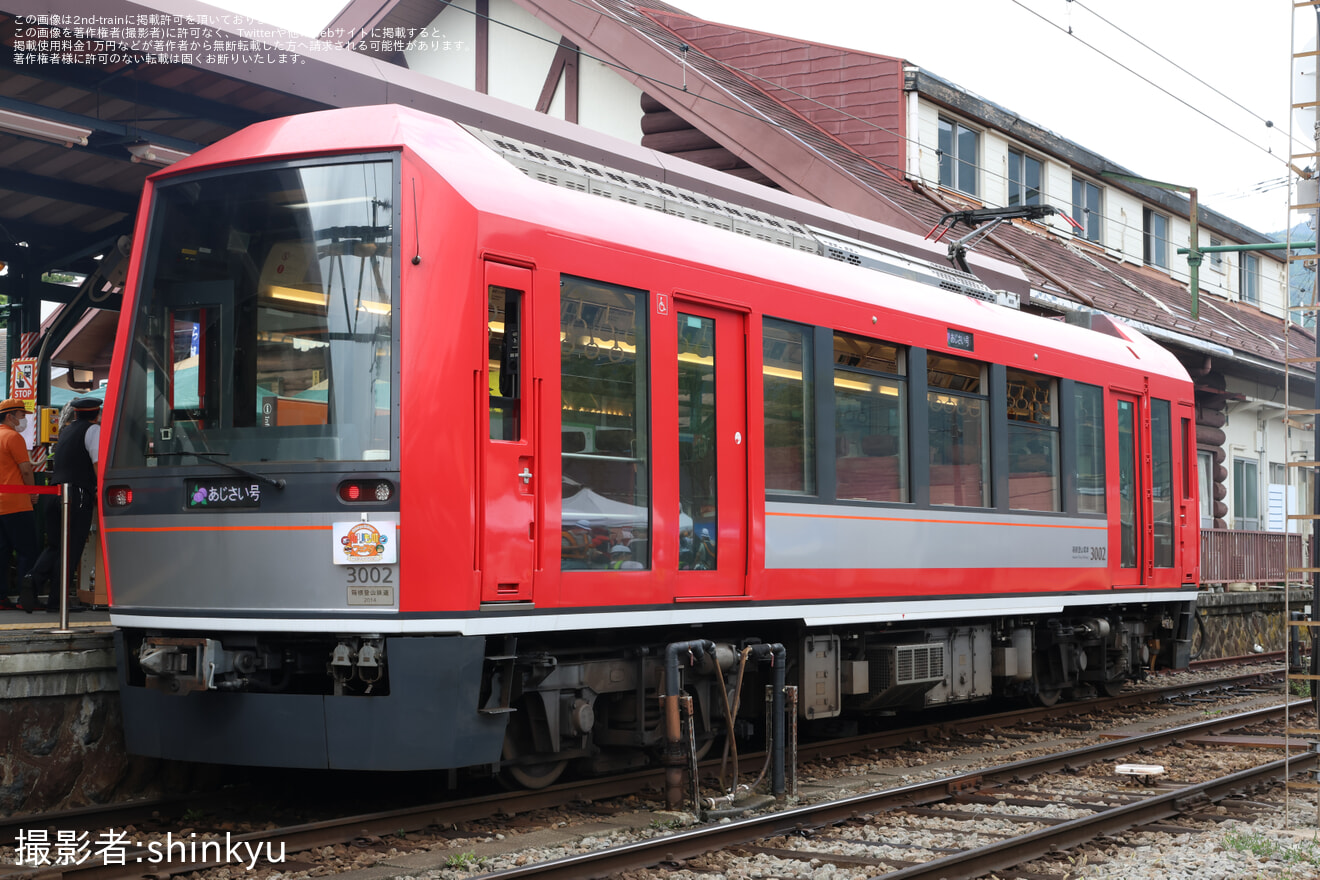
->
112, 158, 396, 467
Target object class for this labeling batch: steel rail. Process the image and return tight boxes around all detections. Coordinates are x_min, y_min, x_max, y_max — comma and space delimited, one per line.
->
476, 701, 1304, 879
878, 753, 1316, 880
0, 674, 1286, 880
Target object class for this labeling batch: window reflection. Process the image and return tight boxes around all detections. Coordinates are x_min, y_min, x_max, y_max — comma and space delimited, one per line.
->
763, 319, 814, 495
1074, 383, 1106, 514
834, 332, 906, 503
1007, 370, 1059, 511
560, 277, 649, 571
113, 159, 395, 467
1151, 399, 1173, 567
928, 355, 987, 507
678, 313, 717, 570
1118, 399, 1137, 567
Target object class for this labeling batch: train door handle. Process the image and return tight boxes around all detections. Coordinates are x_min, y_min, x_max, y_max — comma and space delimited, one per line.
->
518, 468, 534, 484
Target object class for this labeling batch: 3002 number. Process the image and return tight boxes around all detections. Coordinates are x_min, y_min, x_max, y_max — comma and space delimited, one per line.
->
347, 567, 394, 584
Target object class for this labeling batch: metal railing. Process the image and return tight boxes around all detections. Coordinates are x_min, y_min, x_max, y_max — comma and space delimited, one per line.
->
1199, 528, 1306, 586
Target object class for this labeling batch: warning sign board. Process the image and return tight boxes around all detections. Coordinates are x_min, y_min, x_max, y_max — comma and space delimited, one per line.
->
9, 358, 36, 401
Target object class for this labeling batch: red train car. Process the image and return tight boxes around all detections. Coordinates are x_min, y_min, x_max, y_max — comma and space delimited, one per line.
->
102, 105, 1197, 782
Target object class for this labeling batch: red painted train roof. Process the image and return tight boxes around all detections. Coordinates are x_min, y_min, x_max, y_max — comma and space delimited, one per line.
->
155, 104, 1190, 388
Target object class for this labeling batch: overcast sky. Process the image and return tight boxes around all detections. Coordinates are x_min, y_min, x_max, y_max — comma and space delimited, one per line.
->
216, 0, 1309, 235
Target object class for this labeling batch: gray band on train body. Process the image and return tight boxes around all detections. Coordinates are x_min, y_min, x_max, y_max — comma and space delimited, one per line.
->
105, 513, 400, 612
764, 501, 1109, 570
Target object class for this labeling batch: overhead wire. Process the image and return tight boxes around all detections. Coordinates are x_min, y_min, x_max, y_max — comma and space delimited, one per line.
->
568, 0, 1291, 247
1008, 0, 1293, 170
1066, 0, 1310, 155
431, 0, 1281, 296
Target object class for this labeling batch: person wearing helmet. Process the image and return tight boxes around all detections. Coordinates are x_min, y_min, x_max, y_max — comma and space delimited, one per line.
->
25, 396, 101, 611
0, 399, 39, 611
609, 543, 643, 570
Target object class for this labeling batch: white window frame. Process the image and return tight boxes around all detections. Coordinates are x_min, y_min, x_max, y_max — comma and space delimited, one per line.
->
937, 116, 979, 197
1144, 209, 1169, 270
1070, 177, 1101, 243
1240, 253, 1259, 304
1008, 149, 1042, 207
1233, 457, 1258, 530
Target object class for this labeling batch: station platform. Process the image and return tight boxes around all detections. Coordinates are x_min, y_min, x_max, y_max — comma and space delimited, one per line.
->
0, 603, 127, 816
0, 605, 112, 633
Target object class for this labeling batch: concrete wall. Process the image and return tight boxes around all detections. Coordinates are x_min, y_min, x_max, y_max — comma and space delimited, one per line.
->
1195, 587, 1309, 661
0, 631, 208, 815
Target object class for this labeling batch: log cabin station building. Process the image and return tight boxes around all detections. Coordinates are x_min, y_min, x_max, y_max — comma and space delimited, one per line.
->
0, 0, 1311, 615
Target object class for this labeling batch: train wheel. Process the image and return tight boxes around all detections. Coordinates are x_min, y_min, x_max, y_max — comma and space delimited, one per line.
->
1034, 687, 1062, 707
499, 699, 569, 790
1101, 678, 1126, 697
501, 750, 569, 790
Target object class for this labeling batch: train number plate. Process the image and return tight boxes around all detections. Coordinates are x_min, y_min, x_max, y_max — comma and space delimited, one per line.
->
185, 478, 262, 509
347, 583, 395, 606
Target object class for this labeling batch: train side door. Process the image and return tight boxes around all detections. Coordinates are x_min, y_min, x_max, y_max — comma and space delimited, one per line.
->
670, 301, 748, 598
1176, 403, 1199, 584
480, 263, 537, 602
1111, 392, 1149, 586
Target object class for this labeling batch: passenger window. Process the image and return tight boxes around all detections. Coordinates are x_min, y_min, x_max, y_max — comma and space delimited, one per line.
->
927, 354, 988, 507
1151, 398, 1174, 568
1007, 370, 1059, 511
487, 286, 520, 442
763, 319, 815, 495
559, 277, 649, 571
833, 332, 907, 503
1073, 383, 1105, 514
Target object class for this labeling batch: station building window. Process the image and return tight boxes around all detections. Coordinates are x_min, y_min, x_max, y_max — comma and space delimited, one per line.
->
1008, 149, 1042, 207
763, 318, 815, 495
1198, 450, 1214, 527
1071, 178, 1102, 243
927, 354, 988, 507
1233, 458, 1259, 530
1144, 209, 1169, 270
1073, 383, 1105, 514
1240, 253, 1260, 305
938, 117, 979, 197
1006, 370, 1059, 511
833, 332, 907, 503
559, 276, 649, 570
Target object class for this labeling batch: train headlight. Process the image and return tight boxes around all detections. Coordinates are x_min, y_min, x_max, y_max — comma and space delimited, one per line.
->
105, 485, 133, 508
338, 480, 394, 504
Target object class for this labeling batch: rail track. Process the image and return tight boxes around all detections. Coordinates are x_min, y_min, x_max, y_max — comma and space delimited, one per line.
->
0, 668, 1292, 880
479, 702, 1311, 880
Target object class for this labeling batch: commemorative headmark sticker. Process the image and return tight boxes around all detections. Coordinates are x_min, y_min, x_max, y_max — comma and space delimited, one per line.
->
332, 520, 398, 565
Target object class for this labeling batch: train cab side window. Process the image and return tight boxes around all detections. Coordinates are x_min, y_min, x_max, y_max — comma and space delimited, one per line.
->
1151, 399, 1174, 567
1073, 383, 1106, 514
833, 332, 907, 503
927, 354, 988, 507
1006, 370, 1059, 511
488, 286, 520, 442
560, 277, 650, 571
763, 318, 815, 495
